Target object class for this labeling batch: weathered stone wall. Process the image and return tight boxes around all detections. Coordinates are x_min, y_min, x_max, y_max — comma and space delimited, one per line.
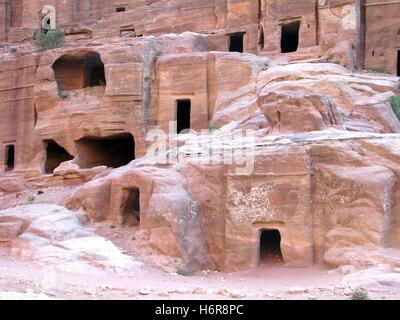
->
2, 0, 150, 42
0, 34, 224, 176
1, 0, 398, 74
318, 0, 358, 42
65, 133, 400, 271
157, 53, 210, 133
364, 0, 400, 75
0, 0, 6, 41
0, 55, 38, 172
224, 146, 314, 270
157, 51, 267, 133
0, 0, 399, 273
261, 0, 318, 52
33, 42, 152, 174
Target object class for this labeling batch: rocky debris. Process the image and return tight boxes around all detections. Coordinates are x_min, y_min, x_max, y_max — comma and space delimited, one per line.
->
288, 287, 309, 294
341, 265, 400, 293
176, 288, 191, 294
341, 265, 356, 275
325, 247, 400, 269
343, 288, 354, 296
0, 221, 24, 242
139, 286, 152, 296
84, 289, 96, 297
158, 290, 169, 297
218, 288, 230, 296
53, 161, 108, 181
230, 290, 244, 299
193, 287, 206, 295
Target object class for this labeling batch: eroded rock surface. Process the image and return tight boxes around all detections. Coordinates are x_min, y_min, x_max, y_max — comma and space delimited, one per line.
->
0, 204, 143, 273
0, 0, 399, 297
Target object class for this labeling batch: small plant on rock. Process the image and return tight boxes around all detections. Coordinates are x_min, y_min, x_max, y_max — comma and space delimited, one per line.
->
208, 124, 221, 133
34, 28, 65, 52
390, 95, 400, 121
351, 287, 370, 300
367, 67, 390, 74
176, 268, 195, 277
57, 87, 69, 100
27, 195, 36, 204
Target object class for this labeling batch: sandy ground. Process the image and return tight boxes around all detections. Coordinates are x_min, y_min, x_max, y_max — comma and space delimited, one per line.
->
0, 251, 344, 300
0, 222, 399, 300
0, 252, 398, 300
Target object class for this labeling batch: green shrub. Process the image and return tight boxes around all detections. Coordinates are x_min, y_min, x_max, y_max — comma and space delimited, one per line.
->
351, 287, 370, 300
34, 28, 65, 52
176, 268, 195, 277
390, 95, 400, 121
27, 195, 36, 204
208, 124, 221, 133
57, 87, 69, 100
367, 67, 390, 74
10, 47, 17, 53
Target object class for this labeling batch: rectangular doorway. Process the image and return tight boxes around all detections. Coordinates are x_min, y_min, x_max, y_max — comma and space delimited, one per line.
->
4, 144, 15, 171
176, 99, 191, 134
260, 229, 283, 265
229, 32, 245, 53
122, 187, 140, 227
281, 21, 300, 53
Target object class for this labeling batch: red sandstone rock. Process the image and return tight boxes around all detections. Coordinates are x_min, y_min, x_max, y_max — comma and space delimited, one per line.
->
0, 0, 399, 276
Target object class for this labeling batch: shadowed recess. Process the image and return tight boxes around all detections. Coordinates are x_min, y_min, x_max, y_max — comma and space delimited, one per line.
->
44, 140, 74, 174
260, 229, 283, 264
281, 21, 300, 53
52, 51, 106, 91
75, 133, 135, 169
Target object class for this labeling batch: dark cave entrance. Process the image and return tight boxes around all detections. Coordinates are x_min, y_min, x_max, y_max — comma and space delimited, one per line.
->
116, 7, 126, 12
281, 21, 300, 53
5, 145, 15, 171
176, 99, 191, 134
259, 229, 283, 264
259, 26, 265, 50
44, 140, 74, 174
121, 187, 140, 227
229, 32, 245, 53
75, 133, 135, 169
52, 51, 106, 91
397, 50, 400, 76
89, 59, 106, 87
